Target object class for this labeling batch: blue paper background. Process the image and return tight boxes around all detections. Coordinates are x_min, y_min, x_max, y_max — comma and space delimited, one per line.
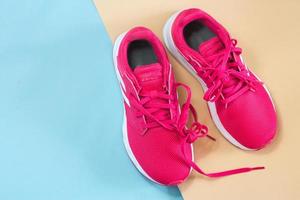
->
0, 1, 182, 199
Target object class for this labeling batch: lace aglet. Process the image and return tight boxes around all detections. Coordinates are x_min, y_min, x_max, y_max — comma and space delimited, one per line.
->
207, 134, 216, 141
251, 166, 265, 171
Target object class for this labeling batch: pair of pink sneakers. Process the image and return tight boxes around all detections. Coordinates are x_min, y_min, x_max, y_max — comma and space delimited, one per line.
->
113, 8, 277, 185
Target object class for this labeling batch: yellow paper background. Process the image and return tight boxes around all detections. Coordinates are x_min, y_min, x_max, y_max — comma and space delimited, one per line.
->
94, 0, 300, 199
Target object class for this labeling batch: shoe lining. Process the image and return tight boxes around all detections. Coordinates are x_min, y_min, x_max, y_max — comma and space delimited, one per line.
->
127, 40, 158, 69
183, 20, 216, 50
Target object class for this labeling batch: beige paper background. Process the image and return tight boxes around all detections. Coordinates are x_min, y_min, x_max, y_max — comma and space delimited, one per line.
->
94, 0, 300, 199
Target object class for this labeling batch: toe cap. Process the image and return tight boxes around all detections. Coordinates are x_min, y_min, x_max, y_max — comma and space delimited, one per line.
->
216, 84, 277, 150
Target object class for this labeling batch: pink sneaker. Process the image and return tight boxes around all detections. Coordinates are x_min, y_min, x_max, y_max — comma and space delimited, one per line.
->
163, 8, 277, 150
113, 27, 264, 185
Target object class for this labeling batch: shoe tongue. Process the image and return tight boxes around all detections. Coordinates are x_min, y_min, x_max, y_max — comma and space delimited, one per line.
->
198, 37, 224, 63
133, 63, 163, 92
199, 37, 242, 95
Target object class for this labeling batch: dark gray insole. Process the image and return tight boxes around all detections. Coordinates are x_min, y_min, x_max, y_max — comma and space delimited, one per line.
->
127, 40, 158, 69
183, 20, 216, 50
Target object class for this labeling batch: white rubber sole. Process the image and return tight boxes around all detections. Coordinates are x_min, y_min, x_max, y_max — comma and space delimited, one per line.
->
163, 11, 257, 151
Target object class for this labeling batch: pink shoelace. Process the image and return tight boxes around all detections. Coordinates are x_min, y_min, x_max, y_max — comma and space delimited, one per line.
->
187, 39, 262, 108
130, 82, 264, 178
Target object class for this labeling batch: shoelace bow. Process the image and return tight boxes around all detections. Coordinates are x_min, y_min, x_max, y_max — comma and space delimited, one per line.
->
188, 39, 262, 108
130, 82, 264, 178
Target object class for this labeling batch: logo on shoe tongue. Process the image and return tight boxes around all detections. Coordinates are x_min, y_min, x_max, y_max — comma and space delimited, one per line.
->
134, 64, 163, 88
